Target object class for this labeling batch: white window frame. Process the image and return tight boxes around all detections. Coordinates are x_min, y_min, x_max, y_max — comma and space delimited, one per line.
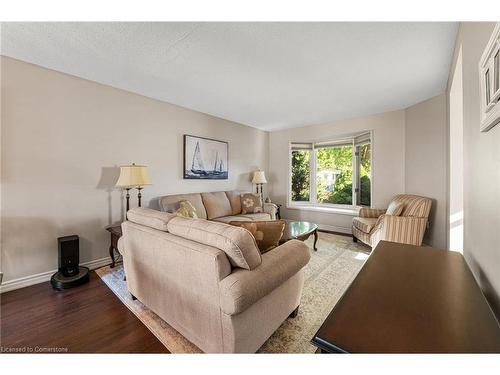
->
287, 131, 373, 212
479, 22, 500, 132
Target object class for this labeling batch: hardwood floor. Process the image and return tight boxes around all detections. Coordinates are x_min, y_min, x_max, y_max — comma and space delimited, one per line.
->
0, 271, 169, 353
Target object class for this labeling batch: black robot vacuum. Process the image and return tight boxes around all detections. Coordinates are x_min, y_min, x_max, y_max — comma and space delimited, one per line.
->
50, 235, 90, 290
51, 266, 90, 290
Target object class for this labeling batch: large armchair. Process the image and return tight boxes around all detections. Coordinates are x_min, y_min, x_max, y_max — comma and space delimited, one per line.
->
352, 194, 432, 248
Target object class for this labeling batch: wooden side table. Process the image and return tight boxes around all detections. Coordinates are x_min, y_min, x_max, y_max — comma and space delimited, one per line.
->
105, 224, 122, 268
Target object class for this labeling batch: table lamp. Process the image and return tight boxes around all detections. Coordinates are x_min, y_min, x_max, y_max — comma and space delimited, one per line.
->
116, 163, 152, 211
252, 169, 267, 199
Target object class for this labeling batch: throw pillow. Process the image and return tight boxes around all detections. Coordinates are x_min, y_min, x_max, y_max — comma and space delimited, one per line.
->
240, 193, 263, 214
228, 220, 286, 254
386, 201, 404, 216
175, 200, 198, 218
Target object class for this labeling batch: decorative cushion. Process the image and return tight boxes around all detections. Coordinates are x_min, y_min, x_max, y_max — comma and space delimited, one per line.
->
127, 207, 175, 231
240, 193, 263, 214
201, 192, 233, 219
386, 201, 404, 216
352, 217, 377, 234
175, 200, 198, 218
229, 220, 286, 254
167, 216, 262, 270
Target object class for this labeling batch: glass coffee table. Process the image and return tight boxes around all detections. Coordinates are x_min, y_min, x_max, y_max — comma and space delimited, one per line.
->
279, 220, 318, 251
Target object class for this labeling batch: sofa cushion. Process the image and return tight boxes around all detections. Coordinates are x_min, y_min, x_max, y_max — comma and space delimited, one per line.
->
127, 207, 175, 231
225, 191, 243, 215
386, 201, 404, 216
239, 213, 272, 221
352, 217, 377, 234
213, 215, 253, 223
240, 193, 263, 214
201, 191, 233, 219
214, 213, 272, 223
162, 201, 181, 213
159, 193, 207, 219
167, 216, 262, 270
229, 220, 286, 254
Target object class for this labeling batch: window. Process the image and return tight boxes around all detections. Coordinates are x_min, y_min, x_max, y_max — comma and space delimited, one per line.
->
479, 23, 500, 131
289, 132, 371, 208
290, 144, 311, 202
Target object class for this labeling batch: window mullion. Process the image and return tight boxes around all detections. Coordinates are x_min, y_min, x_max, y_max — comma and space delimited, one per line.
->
352, 144, 357, 207
311, 146, 317, 204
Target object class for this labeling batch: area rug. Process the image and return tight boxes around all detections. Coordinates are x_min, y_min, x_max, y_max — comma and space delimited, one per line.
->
96, 232, 369, 353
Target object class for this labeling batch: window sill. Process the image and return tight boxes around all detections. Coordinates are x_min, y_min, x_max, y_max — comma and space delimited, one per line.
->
286, 204, 360, 216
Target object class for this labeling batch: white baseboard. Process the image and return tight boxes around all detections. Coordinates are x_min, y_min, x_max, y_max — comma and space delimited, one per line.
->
0, 257, 111, 294
316, 223, 352, 235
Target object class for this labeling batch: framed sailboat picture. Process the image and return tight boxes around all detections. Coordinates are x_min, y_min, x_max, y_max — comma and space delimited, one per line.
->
183, 135, 228, 179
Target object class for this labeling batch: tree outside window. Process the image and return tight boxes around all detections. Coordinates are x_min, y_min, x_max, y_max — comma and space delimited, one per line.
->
316, 145, 353, 205
290, 135, 371, 207
291, 150, 310, 202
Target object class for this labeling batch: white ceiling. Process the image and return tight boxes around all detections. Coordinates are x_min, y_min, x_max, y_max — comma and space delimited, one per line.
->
1, 22, 458, 131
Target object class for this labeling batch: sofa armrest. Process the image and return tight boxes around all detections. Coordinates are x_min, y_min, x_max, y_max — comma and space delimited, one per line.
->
117, 236, 125, 254
371, 215, 428, 247
219, 240, 310, 315
263, 202, 278, 220
359, 207, 386, 218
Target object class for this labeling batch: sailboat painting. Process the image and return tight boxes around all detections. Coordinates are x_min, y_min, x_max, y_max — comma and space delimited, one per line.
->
184, 135, 228, 179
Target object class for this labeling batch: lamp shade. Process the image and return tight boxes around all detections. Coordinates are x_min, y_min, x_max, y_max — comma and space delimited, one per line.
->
116, 163, 151, 187
252, 170, 267, 184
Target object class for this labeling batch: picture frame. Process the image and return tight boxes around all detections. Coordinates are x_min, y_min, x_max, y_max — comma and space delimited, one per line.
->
183, 135, 228, 179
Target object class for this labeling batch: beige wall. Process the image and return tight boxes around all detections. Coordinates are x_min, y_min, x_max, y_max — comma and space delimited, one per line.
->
448, 45, 464, 252
447, 22, 500, 317
0, 57, 268, 284
269, 110, 407, 233
405, 94, 447, 248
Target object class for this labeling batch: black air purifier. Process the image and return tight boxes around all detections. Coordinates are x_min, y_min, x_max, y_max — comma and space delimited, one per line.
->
51, 235, 89, 290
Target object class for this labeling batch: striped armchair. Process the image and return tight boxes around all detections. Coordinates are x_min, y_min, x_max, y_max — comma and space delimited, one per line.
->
352, 194, 432, 248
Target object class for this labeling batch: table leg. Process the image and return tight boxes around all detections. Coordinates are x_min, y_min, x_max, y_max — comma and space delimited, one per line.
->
313, 229, 318, 251
109, 245, 116, 268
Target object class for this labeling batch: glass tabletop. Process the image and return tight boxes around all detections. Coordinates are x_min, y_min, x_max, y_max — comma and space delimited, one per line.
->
281, 220, 318, 240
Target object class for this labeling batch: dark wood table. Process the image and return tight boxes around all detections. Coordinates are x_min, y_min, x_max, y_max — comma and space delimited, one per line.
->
105, 224, 122, 268
279, 220, 318, 251
312, 241, 500, 353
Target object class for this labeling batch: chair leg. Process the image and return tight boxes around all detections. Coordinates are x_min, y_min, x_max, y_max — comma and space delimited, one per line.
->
289, 306, 299, 318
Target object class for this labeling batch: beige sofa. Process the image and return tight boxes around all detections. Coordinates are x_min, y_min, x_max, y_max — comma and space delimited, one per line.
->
118, 207, 310, 353
159, 191, 278, 222
352, 194, 432, 248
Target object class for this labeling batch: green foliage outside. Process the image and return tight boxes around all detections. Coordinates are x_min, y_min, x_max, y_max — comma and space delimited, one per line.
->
359, 143, 371, 206
291, 150, 310, 201
291, 143, 371, 206
316, 146, 353, 204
